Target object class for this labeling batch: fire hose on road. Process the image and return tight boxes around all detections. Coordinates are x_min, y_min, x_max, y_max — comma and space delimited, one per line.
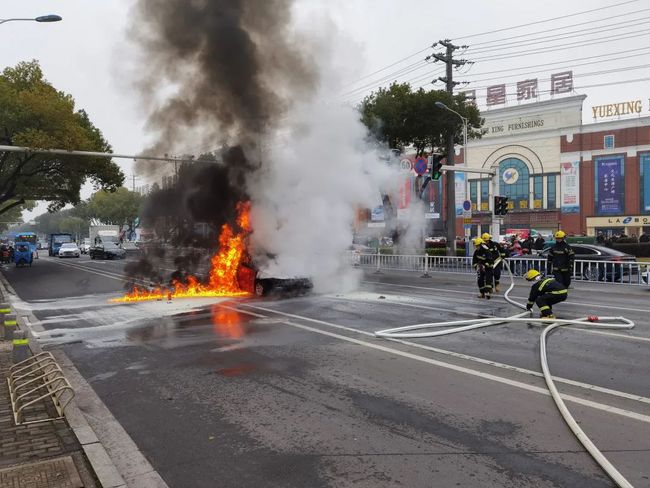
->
375, 261, 636, 488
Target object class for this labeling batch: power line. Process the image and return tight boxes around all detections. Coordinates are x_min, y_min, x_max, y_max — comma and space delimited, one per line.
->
340, 2, 646, 99
468, 16, 650, 56
468, 7, 650, 48
454, 0, 641, 40
337, 59, 429, 98
462, 63, 650, 93
340, 47, 431, 88
472, 29, 650, 62
407, 46, 650, 90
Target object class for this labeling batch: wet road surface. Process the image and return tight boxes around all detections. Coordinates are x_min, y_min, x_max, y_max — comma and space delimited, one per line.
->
2, 256, 649, 487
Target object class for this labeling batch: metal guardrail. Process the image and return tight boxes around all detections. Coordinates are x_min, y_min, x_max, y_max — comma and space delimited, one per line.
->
7, 352, 74, 425
347, 251, 650, 286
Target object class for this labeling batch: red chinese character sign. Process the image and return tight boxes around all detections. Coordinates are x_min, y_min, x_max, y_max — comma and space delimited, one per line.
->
551, 71, 573, 95
516, 79, 538, 101
486, 84, 506, 106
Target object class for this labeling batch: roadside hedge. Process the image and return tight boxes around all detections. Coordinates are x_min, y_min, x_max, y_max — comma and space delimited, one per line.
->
609, 242, 650, 257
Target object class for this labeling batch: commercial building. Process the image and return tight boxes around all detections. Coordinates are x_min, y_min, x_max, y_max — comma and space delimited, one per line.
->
458, 94, 650, 238
355, 92, 650, 242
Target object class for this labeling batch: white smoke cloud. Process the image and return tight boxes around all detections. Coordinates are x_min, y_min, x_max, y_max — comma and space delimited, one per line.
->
247, 99, 399, 293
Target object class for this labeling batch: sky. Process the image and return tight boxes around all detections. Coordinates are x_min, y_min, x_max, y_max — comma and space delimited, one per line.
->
2, 0, 649, 221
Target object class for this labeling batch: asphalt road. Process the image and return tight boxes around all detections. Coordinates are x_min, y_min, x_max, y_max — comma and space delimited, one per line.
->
2, 255, 649, 487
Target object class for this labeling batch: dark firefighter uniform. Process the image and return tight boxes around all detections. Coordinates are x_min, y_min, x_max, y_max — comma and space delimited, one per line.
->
483, 234, 506, 292
547, 233, 575, 288
472, 238, 496, 298
525, 272, 568, 318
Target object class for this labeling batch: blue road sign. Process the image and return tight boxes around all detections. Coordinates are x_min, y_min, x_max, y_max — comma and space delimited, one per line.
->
462, 200, 472, 212
414, 157, 428, 175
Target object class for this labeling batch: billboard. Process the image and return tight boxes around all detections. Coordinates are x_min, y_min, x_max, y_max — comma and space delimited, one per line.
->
455, 172, 466, 215
560, 161, 579, 213
642, 153, 650, 212
595, 156, 625, 215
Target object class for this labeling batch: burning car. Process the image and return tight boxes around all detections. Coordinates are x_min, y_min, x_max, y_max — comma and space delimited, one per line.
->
237, 262, 313, 297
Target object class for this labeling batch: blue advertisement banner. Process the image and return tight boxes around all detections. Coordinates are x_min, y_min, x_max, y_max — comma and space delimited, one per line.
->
642, 153, 650, 212
596, 156, 624, 215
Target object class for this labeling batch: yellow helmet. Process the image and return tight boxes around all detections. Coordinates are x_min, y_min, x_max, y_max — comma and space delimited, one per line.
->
554, 230, 566, 239
481, 233, 491, 241
472, 237, 483, 246
525, 269, 541, 281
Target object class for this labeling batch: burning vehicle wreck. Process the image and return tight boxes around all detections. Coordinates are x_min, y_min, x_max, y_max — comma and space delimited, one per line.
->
115, 199, 312, 303
237, 261, 313, 297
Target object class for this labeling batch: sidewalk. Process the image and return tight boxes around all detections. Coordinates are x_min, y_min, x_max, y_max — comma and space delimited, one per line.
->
0, 341, 97, 488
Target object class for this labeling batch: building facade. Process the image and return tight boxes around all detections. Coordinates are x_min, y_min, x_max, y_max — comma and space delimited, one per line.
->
458, 95, 650, 238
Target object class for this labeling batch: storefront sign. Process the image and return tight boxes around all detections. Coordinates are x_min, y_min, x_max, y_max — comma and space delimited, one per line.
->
591, 100, 645, 119
560, 161, 580, 213
586, 215, 650, 227
487, 119, 545, 135
595, 156, 624, 215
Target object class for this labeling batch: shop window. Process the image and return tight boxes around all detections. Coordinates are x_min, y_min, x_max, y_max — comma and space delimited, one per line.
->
547, 174, 557, 209
533, 175, 543, 209
499, 158, 530, 211
480, 180, 489, 211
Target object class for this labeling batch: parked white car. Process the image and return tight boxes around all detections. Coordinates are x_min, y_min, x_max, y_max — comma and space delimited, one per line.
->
58, 242, 81, 258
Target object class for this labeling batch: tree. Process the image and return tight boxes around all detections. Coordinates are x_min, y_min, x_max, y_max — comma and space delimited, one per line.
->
0, 200, 36, 232
88, 187, 143, 233
359, 83, 483, 155
0, 60, 123, 217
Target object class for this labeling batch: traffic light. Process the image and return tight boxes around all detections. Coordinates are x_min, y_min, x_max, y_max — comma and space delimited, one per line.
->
428, 154, 445, 180
494, 196, 509, 215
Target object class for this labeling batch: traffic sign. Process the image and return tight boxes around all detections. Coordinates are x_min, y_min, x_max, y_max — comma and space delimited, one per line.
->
462, 200, 472, 212
400, 159, 412, 172
414, 157, 428, 175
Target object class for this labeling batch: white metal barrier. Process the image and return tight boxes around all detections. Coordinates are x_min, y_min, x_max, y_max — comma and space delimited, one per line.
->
7, 352, 74, 425
347, 251, 650, 286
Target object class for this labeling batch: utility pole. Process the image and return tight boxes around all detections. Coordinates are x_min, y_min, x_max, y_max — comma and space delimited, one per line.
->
428, 39, 469, 256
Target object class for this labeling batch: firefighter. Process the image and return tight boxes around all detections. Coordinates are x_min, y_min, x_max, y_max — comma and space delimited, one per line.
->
482, 233, 505, 292
547, 230, 575, 287
472, 237, 494, 299
524, 269, 568, 319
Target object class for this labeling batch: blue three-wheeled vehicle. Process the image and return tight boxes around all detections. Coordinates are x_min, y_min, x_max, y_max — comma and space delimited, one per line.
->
13, 242, 33, 267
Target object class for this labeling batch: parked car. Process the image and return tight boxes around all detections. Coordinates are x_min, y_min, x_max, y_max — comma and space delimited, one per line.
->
58, 242, 81, 258
90, 242, 126, 260
508, 244, 638, 281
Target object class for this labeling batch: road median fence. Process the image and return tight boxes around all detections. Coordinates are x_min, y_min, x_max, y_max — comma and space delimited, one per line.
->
347, 251, 650, 286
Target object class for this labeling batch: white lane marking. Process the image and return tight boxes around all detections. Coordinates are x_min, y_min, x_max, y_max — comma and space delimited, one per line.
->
363, 280, 650, 314
323, 294, 491, 317
228, 304, 650, 424
239, 304, 650, 407
53, 260, 126, 282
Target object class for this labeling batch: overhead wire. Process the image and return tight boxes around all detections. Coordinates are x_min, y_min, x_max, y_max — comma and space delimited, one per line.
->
454, 0, 641, 40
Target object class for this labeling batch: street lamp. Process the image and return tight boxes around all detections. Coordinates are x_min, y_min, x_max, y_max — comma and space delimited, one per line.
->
0, 15, 62, 25
435, 102, 468, 164
435, 101, 470, 256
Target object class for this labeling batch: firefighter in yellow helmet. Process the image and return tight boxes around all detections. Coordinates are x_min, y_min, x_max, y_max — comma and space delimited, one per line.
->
524, 269, 568, 319
547, 230, 575, 287
481, 232, 505, 292
472, 237, 494, 299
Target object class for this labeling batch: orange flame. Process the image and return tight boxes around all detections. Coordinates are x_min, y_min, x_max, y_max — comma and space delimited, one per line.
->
112, 202, 252, 303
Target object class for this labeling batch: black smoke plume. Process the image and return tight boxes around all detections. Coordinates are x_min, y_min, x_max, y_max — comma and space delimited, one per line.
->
124, 0, 317, 289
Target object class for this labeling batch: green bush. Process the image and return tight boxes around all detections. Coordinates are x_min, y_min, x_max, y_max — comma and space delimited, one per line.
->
610, 242, 650, 257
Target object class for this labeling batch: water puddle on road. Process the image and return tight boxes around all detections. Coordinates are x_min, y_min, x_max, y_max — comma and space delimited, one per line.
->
28, 296, 273, 349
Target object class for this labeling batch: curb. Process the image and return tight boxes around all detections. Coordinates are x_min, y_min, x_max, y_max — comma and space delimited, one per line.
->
0, 271, 168, 488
